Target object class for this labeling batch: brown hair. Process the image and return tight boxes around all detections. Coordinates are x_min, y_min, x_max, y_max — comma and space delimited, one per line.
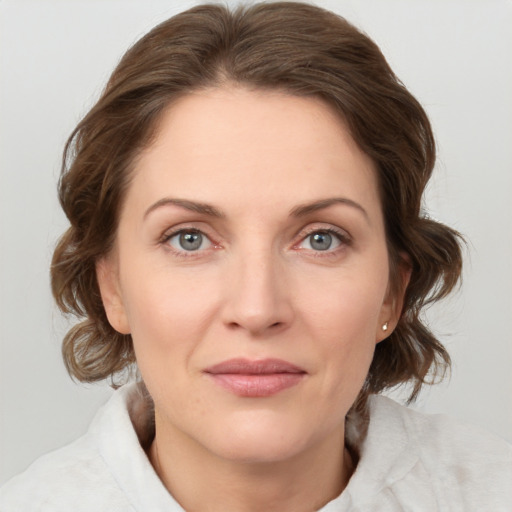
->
51, 1, 463, 406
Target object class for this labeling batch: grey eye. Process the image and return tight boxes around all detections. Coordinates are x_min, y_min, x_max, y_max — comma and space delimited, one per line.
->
168, 230, 211, 252
180, 232, 203, 250
299, 230, 343, 252
309, 231, 333, 251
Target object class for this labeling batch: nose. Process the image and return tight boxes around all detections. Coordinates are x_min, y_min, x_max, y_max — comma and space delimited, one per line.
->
221, 245, 294, 336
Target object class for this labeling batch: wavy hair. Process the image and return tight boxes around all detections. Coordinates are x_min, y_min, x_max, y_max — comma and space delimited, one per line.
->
51, 2, 463, 407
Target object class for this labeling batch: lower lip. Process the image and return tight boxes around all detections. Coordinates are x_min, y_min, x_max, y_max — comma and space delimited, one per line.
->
207, 373, 305, 397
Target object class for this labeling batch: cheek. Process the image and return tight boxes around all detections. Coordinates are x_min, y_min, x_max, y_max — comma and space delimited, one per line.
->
299, 261, 388, 335
297, 268, 387, 385
119, 264, 221, 371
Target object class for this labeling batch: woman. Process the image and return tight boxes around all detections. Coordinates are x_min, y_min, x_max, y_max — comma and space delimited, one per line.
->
1, 2, 510, 510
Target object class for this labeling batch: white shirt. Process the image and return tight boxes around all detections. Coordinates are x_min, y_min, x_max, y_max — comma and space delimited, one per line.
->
1, 383, 511, 511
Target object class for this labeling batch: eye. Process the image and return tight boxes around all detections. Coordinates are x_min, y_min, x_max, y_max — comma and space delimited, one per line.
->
298, 229, 345, 252
166, 229, 212, 252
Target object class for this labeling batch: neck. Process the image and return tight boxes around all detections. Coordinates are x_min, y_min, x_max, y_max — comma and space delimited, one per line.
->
149, 419, 354, 512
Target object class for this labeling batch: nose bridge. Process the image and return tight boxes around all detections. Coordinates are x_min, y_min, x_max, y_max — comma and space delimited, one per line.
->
224, 236, 291, 334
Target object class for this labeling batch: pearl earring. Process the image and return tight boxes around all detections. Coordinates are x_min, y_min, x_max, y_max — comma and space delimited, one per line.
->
382, 322, 389, 332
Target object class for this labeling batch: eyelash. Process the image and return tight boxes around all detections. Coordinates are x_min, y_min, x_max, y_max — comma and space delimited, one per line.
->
159, 228, 216, 259
160, 225, 352, 259
295, 226, 352, 256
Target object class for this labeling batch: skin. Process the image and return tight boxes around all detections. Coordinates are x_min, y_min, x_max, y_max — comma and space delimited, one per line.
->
97, 86, 407, 512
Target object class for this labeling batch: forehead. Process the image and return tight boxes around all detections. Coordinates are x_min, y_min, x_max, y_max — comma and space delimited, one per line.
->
128, 87, 381, 220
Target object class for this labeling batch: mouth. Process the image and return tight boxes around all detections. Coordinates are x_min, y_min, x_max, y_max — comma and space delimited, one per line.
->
203, 358, 307, 397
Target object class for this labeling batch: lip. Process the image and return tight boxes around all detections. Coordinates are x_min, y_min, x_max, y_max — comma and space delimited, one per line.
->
204, 358, 307, 397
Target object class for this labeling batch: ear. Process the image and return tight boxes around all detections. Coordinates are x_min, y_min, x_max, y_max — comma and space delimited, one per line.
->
376, 255, 412, 343
96, 256, 131, 335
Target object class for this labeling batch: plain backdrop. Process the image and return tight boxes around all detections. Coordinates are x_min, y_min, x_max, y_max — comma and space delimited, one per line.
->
1, 0, 511, 486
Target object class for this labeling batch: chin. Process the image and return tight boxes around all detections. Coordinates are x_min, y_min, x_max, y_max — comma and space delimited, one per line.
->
203, 412, 324, 464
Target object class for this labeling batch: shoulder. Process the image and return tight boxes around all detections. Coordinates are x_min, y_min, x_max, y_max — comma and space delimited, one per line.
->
0, 434, 131, 511
367, 395, 512, 509
371, 395, 512, 465
0, 386, 143, 512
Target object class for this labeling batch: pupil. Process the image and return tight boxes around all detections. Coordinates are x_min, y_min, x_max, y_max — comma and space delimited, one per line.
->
180, 232, 202, 250
311, 232, 332, 251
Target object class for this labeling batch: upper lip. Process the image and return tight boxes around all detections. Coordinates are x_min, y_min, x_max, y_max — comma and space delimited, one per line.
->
204, 358, 306, 375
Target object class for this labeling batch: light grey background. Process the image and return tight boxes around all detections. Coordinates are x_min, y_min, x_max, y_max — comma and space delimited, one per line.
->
1, 0, 511, 486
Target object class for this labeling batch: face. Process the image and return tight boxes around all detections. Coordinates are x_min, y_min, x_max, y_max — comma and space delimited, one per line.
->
98, 87, 402, 464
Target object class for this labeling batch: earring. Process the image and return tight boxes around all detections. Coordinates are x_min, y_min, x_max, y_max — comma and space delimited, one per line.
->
382, 322, 389, 332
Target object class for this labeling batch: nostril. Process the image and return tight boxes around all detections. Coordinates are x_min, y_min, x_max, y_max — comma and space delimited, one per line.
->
226, 320, 284, 332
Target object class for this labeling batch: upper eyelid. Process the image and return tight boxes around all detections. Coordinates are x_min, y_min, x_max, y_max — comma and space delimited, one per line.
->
294, 223, 352, 242
161, 223, 215, 240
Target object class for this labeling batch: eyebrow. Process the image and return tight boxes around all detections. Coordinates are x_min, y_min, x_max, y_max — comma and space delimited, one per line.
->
144, 198, 225, 220
143, 196, 369, 222
289, 197, 369, 221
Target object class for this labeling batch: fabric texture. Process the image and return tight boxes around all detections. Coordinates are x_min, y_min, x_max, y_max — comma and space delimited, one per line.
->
1, 383, 511, 511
